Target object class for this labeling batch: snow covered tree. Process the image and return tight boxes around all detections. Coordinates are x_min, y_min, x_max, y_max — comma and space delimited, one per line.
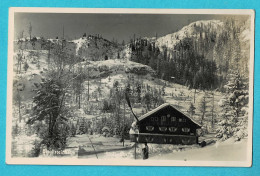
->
16, 52, 24, 74
226, 73, 248, 118
210, 91, 216, 130
31, 37, 37, 50
27, 71, 71, 150
70, 123, 76, 137
142, 92, 152, 111
73, 63, 84, 109
136, 82, 142, 103
225, 73, 249, 140
216, 96, 236, 140
162, 84, 166, 96
23, 61, 29, 72
188, 102, 196, 117
198, 94, 208, 126
113, 81, 119, 91
13, 81, 23, 123
12, 122, 20, 137
102, 100, 114, 113
28, 22, 32, 41
29, 139, 41, 157
216, 72, 248, 141
125, 82, 131, 96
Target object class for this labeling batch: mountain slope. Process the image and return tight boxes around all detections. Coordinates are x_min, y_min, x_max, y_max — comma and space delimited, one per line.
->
155, 20, 223, 51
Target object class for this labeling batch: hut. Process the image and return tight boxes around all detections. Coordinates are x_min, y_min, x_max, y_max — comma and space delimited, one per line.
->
130, 103, 201, 145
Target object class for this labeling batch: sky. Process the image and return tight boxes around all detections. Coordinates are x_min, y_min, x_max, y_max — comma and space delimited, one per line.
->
14, 13, 249, 43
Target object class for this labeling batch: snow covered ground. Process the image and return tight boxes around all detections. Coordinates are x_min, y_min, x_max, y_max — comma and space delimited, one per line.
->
150, 138, 248, 161
64, 132, 247, 162
88, 138, 248, 161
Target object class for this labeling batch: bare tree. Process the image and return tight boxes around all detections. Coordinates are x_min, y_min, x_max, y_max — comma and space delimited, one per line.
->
29, 22, 32, 41
199, 94, 208, 126
211, 91, 215, 129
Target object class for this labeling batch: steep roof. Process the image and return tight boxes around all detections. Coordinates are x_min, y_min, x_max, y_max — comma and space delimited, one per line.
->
138, 103, 201, 127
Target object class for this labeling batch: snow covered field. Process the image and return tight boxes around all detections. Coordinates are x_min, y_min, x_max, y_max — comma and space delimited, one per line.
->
150, 138, 248, 161
64, 134, 247, 162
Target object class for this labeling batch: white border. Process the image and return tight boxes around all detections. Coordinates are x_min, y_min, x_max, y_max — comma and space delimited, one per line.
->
6, 7, 255, 167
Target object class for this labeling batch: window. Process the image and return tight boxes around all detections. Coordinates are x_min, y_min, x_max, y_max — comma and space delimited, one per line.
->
171, 116, 176, 122
145, 136, 154, 142
167, 114, 171, 118
169, 127, 178, 132
151, 117, 154, 121
161, 116, 166, 121
155, 117, 158, 121
182, 127, 190, 133
159, 127, 167, 132
182, 138, 191, 145
146, 126, 154, 131
179, 118, 186, 122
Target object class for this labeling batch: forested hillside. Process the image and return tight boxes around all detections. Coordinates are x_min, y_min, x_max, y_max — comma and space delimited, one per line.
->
128, 19, 250, 90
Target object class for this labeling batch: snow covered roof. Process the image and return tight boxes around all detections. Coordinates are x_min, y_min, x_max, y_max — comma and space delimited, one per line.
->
138, 103, 201, 127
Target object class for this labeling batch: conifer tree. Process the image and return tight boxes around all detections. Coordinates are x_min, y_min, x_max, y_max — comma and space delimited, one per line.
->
198, 94, 208, 126
216, 72, 248, 141
188, 102, 196, 117
216, 96, 236, 140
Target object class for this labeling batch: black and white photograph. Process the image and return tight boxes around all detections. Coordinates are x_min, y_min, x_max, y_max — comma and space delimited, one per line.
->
6, 8, 254, 166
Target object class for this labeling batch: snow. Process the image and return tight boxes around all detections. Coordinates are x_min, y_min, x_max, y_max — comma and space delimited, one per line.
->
12, 134, 40, 157
14, 37, 41, 42
71, 37, 89, 55
65, 134, 134, 159
77, 137, 247, 161
89, 137, 247, 161
11, 19, 250, 161
150, 138, 247, 161
154, 20, 223, 52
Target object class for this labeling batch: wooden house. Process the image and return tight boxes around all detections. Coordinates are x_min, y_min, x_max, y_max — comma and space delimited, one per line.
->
130, 103, 201, 145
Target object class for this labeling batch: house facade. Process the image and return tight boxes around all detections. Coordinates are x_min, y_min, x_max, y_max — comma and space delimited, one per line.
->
131, 103, 201, 145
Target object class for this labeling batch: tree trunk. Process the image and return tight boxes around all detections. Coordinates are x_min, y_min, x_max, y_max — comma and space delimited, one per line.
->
201, 112, 205, 126
18, 97, 21, 123
122, 100, 125, 147
87, 67, 90, 101
211, 92, 215, 129
48, 113, 53, 137
78, 94, 81, 109
193, 88, 196, 103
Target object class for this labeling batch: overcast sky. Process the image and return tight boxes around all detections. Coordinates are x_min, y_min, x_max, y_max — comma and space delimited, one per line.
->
14, 13, 249, 43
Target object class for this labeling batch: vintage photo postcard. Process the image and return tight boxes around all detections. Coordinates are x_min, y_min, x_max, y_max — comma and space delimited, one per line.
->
6, 8, 254, 166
